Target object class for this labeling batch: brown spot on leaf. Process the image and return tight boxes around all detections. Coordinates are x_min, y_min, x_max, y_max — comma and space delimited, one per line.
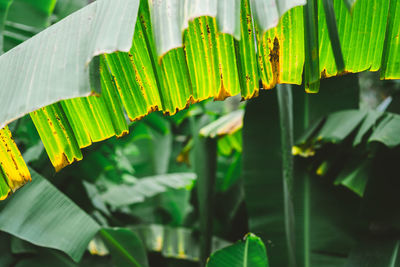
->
269, 37, 280, 85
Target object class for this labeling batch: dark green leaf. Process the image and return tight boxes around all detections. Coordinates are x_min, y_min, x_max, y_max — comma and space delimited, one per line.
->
206, 234, 269, 267
100, 228, 149, 267
0, 168, 100, 262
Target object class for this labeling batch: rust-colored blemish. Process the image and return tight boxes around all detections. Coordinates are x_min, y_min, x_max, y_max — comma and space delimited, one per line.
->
321, 69, 327, 79
269, 36, 280, 85
214, 64, 232, 101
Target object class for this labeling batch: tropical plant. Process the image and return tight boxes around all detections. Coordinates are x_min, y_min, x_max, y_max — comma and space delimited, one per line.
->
0, 0, 399, 266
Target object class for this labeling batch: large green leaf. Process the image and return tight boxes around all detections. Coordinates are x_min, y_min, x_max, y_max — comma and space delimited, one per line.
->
0, 0, 139, 129
0, 168, 100, 262
243, 75, 361, 266
242, 90, 289, 266
206, 233, 269, 267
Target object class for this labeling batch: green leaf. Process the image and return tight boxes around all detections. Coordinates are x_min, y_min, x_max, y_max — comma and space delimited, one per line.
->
244, 75, 360, 266
303, 0, 320, 92
14, 249, 77, 267
250, 0, 306, 34
380, 0, 400, 79
369, 113, 400, 148
99, 173, 196, 207
237, 0, 259, 99
0, 168, 100, 262
319, 0, 390, 78
0, 126, 31, 199
0, 233, 14, 266
321, 0, 345, 73
256, 6, 305, 90
334, 160, 370, 197
206, 234, 269, 267
0, 0, 139, 129
100, 228, 149, 267
200, 110, 243, 138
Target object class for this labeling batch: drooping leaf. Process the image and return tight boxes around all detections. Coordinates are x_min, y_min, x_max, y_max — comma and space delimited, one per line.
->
380, 0, 400, 80
321, 0, 345, 73
0, 0, 139, 129
0, 126, 31, 200
256, 6, 305, 90
1, 0, 400, 200
0, 168, 100, 262
206, 233, 269, 267
319, 0, 390, 78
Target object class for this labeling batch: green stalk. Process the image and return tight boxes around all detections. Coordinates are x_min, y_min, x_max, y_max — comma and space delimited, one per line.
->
195, 137, 217, 267
276, 84, 297, 267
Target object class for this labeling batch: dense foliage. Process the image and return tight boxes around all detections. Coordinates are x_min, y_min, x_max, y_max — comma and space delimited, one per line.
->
0, 0, 399, 267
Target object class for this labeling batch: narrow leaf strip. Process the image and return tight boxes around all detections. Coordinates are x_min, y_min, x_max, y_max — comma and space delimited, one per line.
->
380, 0, 400, 80
257, 7, 305, 90
0, 126, 31, 199
99, 56, 129, 137
321, 0, 345, 73
30, 104, 82, 171
303, 0, 320, 93
237, 0, 259, 99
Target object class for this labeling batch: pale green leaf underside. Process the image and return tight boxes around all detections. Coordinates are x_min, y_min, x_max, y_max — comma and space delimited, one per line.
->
0, 0, 139, 129
150, 0, 306, 57
251, 0, 306, 34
